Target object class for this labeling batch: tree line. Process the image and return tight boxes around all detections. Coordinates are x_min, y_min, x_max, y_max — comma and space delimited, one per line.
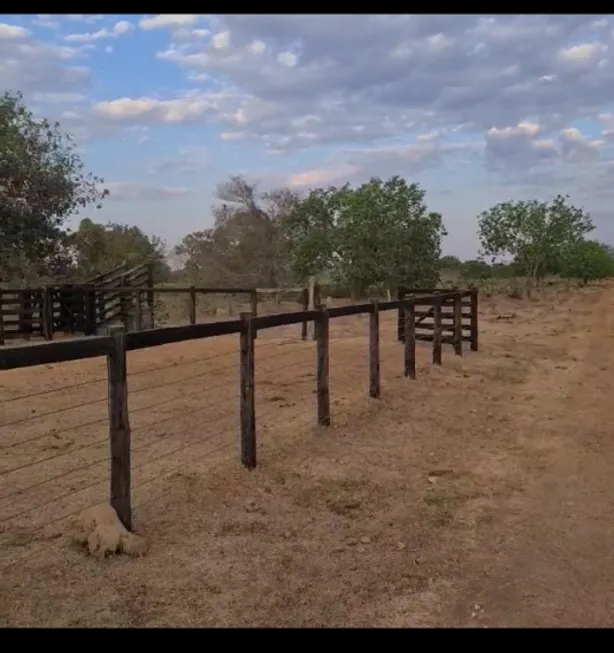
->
2, 90, 613, 293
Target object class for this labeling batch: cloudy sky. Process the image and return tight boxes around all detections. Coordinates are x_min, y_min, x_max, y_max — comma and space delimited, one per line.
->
2, 14, 614, 258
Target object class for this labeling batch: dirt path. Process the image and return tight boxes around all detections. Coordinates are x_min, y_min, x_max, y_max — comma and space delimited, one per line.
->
438, 285, 614, 627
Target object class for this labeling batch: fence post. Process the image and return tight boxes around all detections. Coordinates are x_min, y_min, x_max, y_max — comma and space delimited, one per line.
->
146, 263, 155, 330
0, 308, 4, 346
107, 325, 132, 531
432, 295, 443, 365
84, 289, 96, 335
249, 290, 258, 340
396, 287, 406, 342
469, 288, 479, 352
42, 286, 54, 340
134, 289, 142, 331
316, 304, 331, 426
369, 299, 380, 398
301, 288, 309, 341
312, 282, 321, 342
21, 290, 32, 341
404, 300, 416, 379
239, 312, 256, 469
453, 293, 463, 356
188, 286, 196, 325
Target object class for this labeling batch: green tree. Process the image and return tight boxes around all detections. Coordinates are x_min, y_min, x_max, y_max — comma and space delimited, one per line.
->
477, 195, 594, 292
282, 176, 446, 295
440, 255, 462, 269
460, 259, 492, 280
559, 240, 614, 283
71, 218, 170, 282
0, 91, 108, 284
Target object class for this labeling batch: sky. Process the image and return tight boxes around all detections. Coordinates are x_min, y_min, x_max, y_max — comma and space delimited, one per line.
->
2, 13, 614, 259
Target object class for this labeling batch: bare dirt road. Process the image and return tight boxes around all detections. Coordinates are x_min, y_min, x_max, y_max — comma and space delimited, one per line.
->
2, 282, 614, 627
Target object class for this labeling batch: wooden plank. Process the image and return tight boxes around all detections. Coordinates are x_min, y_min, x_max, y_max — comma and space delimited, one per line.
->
124, 319, 243, 351
0, 336, 112, 370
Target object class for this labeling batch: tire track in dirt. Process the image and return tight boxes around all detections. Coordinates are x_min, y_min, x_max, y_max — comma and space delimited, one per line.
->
442, 284, 614, 627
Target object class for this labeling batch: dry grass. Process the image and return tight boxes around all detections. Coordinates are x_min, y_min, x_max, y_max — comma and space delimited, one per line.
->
2, 281, 614, 626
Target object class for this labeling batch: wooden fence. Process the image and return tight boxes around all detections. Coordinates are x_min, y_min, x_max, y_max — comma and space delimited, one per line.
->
0, 289, 478, 530
0, 262, 154, 343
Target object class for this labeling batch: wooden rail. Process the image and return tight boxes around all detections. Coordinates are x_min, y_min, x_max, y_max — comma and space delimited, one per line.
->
0, 288, 478, 532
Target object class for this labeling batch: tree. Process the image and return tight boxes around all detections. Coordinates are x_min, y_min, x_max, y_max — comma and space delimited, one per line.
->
460, 259, 492, 281
559, 240, 614, 283
477, 195, 594, 292
71, 218, 170, 282
282, 176, 446, 295
440, 255, 462, 269
0, 91, 108, 284
176, 176, 299, 287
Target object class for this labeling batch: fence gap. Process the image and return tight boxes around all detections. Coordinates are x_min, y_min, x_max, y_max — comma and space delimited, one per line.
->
316, 304, 331, 426
188, 286, 196, 325
239, 312, 256, 469
453, 294, 463, 356
432, 296, 443, 365
369, 299, 380, 398
107, 325, 132, 531
404, 301, 416, 379
470, 288, 479, 351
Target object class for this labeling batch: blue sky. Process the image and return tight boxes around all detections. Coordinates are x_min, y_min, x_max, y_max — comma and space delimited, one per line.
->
2, 14, 614, 258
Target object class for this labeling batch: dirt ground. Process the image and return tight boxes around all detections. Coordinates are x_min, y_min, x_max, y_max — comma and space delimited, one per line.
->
2, 281, 614, 627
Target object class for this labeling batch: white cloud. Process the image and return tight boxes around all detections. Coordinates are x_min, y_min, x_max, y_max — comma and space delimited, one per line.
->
277, 51, 298, 68
139, 15, 201, 31
64, 20, 134, 43
248, 39, 266, 55
0, 23, 30, 39
105, 182, 195, 201
211, 31, 230, 50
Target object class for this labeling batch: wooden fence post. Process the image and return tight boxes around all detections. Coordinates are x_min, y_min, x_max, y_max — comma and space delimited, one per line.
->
21, 290, 32, 341
397, 287, 406, 342
84, 289, 96, 335
301, 287, 309, 341
432, 295, 443, 365
453, 293, 463, 356
134, 289, 142, 331
188, 286, 196, 325
239, 312, 256, 469
469, 288, 479, 352
312, 283, 321, 342
107, 325, 132, 531
369, 299, 380, 398
249, 290, 258, 340
316, 304, 331, 426
404, 300, 416, 379
146, 263, 155, 330
42, 286, 54, 341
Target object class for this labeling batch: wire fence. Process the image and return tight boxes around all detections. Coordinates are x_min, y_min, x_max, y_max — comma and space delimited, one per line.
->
0, 290, 477, 570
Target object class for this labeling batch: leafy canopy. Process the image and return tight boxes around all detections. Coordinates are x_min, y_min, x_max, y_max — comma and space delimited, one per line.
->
283, 176, 446, 294
0, 91, 108, 283
477, 194, 594, 282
